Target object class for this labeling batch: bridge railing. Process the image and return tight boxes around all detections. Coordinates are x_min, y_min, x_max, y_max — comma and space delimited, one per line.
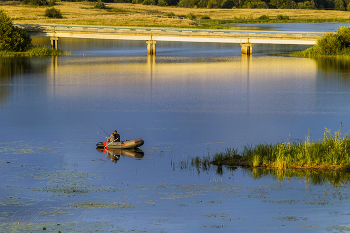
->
15, 23, 323, 40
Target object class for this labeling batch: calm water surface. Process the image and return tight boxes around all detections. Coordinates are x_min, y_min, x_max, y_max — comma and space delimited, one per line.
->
1, 31, 350, 232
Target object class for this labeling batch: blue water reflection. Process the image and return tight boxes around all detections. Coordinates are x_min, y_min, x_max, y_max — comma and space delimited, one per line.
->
1, 31, 350, 232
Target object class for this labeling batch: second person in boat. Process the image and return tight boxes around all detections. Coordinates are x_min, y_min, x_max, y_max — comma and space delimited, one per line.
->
114, 130, 120, 142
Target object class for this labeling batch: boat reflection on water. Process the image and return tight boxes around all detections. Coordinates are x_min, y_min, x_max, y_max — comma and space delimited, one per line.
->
96, 148, 144, 163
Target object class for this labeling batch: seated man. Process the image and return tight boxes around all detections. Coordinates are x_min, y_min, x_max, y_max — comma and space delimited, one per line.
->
106, 133, 114, 143
114, 130, 121, 142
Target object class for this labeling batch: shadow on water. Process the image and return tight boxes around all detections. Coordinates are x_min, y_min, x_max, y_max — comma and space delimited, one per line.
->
96, 148, 144, 163
315, 58, 350, 73
178, 158, 350, 188
244, 167, 350, 188
0, 57, 30, 106
0, 57, 51, 106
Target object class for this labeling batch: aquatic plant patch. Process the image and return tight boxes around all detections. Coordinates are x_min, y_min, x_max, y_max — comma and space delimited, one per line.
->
180, 127, 350, 173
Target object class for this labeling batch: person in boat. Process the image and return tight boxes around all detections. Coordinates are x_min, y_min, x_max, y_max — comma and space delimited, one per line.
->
106, 133, 114, 143
114, 130, 120, 142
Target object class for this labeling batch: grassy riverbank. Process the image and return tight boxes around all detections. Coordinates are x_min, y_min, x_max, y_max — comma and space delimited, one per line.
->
0, 47, 64, 57
188, 127, 350, 171
1, 2, 350, 28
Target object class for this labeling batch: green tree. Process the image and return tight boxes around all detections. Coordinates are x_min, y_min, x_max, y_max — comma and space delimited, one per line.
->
270, 0, 297, 8
93, 0, 106, 8
157, 0, 168, 6
335, 0, 345, 10
317, 33, 342, 55
0, 10, 32, 52
44, 7, 63, 18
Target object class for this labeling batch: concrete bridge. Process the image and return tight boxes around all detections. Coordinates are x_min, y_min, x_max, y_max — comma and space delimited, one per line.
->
16, 23, 323, 55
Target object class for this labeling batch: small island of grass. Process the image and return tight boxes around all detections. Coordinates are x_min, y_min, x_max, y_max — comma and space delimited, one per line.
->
189, 127, 350, 171
293, 26, 350, 59
0, 10, 64, 57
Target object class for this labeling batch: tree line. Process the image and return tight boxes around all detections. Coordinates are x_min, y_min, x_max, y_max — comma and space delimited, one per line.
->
12, 0, 350, 10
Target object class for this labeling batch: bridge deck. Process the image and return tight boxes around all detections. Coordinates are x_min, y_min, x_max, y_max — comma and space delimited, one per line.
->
17, 23, 322, 45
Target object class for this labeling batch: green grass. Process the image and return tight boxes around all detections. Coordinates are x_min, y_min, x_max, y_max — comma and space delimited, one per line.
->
182, 127, 350, 172
243, 127, 350, 170
0, 47, 65, 57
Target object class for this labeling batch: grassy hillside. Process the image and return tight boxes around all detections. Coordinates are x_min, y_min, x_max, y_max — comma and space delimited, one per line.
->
1, 1, 350, 28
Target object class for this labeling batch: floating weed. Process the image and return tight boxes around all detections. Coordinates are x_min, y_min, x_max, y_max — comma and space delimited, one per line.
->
325, 225, 350, 232
0, 222, 115, 233
67, 201, 135, 209
142, 200, 157, 205
263, 199, 300, 204
31, 170, 124, 196
275, 216, 308, 221
302, 225, 318, 229
305, 201, 330, 206
202, 213, 230, 220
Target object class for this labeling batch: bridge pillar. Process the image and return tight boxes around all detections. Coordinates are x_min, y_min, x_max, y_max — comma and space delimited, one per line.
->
50, 36, 59, 50
240, 43, 253, 55
146, 40, 156, 55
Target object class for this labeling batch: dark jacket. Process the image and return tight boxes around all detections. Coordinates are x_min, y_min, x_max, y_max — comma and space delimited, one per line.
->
114, 133, 120, 142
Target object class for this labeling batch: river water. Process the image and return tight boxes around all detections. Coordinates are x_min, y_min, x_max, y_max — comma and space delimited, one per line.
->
1, 24, 350, 232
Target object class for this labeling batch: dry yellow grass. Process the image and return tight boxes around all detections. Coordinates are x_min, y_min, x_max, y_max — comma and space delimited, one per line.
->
1, 1, 350, 28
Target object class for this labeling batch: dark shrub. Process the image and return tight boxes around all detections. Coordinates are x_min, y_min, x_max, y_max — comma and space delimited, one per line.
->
0, 10, 32, 52
200, 15, 210, 19
276, 14, 289, 20
23, 0, 48, 6
258, 14, 269, 20
93, 0, 106, 8
44, 7, 63, 18
186, 12, 196, 20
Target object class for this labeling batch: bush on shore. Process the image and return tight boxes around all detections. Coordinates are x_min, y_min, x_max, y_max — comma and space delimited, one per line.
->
294, 26, 350, 58
44, 7, 63, 18
0, 9, 32, 52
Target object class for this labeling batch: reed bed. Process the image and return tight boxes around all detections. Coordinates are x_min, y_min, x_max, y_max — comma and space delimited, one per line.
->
182, 127, 350, 172
244, 128, 350, 170
0, 47, 64, 56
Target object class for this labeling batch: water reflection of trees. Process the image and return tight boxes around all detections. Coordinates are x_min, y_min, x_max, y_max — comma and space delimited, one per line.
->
315, 58, 350, 73
244, 167, 350, 188
0, 57, 31, 105
0, 57, 50, 106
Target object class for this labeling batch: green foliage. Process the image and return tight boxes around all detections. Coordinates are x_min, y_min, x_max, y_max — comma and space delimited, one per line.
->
22, 0, 48, 6
26, 47, 63, 56
334, 0, 346, 10
47, 0, 56, 6
157, 0, 168, 5
221, 0, 234, 7
44, 7, 63, 18
242, 127, 350, 169
142, 0, 156, 5
270, 0, 297, 8
242, 0, 269, 8
93, 0, 106, 8
166, 11, 176, 17
0, 10, 32, 52
200, 15, 211, 19
294, 26, 350, 58
276, 14, 289, 20
297, 0, 316, 8
258, 14, 269, 20
186, 12, 196, 20
178, 0, 199, 7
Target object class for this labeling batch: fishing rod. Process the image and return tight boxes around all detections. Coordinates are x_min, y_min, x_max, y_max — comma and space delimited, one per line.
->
92, 120, 109, 136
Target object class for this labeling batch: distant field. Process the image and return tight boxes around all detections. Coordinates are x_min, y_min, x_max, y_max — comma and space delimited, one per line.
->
1, 1, 350, 28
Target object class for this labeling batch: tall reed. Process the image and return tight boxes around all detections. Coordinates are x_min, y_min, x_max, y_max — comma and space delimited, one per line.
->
243, 127, 350, 170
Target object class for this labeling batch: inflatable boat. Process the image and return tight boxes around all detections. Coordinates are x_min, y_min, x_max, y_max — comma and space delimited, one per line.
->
96, 138, 144, 149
